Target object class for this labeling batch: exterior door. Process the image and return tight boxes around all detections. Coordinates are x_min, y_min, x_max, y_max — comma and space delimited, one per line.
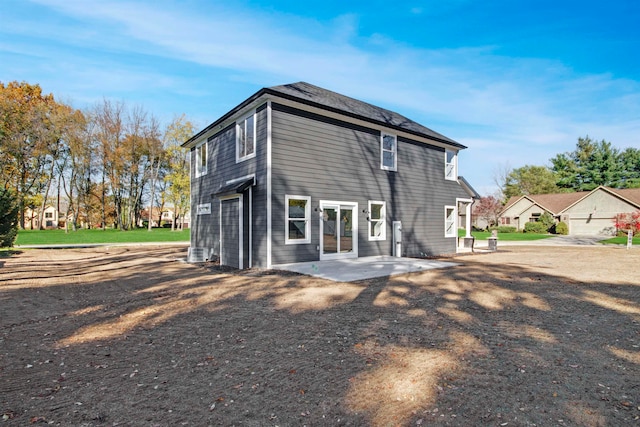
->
219, 189, 252, 269
220, 198, 240, 268
320, 202, 357, 260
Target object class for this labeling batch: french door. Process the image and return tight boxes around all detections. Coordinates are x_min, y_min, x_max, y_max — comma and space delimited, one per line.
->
320, 201, 357, 260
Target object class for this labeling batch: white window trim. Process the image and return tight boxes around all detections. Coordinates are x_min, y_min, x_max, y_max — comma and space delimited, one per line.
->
368, 200, 386, 241
445, 149, 457, 181
445, 205, 457, 238
195, 142, 207, 178
380, 133, 397, 171
285, 195, 311, 244
236, 111, 257, 163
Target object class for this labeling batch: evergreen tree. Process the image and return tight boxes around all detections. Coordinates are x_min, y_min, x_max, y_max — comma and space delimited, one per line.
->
0, 188, 19, 247
551, 136, 623, 191
618, 147, 640, 188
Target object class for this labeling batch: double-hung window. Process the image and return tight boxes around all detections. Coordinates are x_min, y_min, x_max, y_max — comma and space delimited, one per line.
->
445, 149, 457, 180
368, 201, 386, 241
237, 112, 256, 162
195, 142, 207, 177
444, 205, 457, 238
285, 195, 311, 244
381, 133, 397, 171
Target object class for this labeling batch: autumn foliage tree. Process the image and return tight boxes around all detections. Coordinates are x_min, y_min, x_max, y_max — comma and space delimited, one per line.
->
0, 81, 69, 228
92, 100, 163, 230
2, 80, 194, 231
614, 211, 640, 236
472, 196, 503, 229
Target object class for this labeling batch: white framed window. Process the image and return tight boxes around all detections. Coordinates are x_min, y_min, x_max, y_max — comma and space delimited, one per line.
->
368, 201, 386, 241
236, 112, 256, 162
285, 195, 311, 244
445, 205, 457, 238
445, 149, 457, 180
381, 133, 397, 171
195, 142, 207, 177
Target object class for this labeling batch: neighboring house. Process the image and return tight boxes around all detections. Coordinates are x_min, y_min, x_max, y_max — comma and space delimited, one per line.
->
139, 207, 191, 228
161, 207, 191, 229
183, 82, 476, 268
23, 205, 59, 229
499, 186, 640, 235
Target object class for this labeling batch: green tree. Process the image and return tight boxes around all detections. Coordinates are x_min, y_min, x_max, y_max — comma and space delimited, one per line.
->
0, 188, 19, 247
149, 114, 195, 229
618, 147, 640, 188
503, 165, 560, 199
551, 136, 622, 191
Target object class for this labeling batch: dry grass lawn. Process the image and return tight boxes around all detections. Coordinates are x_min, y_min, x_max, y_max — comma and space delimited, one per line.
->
1, 245, 639, 426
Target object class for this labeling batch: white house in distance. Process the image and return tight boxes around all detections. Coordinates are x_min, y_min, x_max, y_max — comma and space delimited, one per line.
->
23, 205, 60, 229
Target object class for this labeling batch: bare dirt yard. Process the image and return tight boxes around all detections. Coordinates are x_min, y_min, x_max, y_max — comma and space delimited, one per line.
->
1, 245, 639, 426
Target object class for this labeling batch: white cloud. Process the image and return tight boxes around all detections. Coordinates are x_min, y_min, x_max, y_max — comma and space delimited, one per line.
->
15, 0, 640, 194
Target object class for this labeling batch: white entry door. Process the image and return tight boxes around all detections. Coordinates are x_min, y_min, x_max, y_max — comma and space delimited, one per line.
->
320, 201, 358, 260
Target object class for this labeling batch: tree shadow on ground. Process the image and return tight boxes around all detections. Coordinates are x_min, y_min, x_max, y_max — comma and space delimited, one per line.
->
0, 246, 638, 426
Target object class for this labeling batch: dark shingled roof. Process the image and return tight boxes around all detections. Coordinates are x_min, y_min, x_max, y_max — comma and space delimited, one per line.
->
184, 82, 465, 149
265, 82, 464, 148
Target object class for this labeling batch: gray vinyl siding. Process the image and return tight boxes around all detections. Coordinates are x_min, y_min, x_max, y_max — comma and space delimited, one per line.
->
270, 103, 468, 265
190, 104, 269, 267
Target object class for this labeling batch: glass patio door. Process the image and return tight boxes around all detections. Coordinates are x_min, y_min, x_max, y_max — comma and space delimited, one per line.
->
320, 202, 357, 260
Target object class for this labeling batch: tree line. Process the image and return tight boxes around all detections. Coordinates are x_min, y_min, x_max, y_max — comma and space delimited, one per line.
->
0, 81, 194, 240
474, 136, 640, 228
500, 136, 640, 200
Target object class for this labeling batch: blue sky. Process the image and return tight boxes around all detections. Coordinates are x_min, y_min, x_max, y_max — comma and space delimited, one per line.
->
1, 0, 639, 195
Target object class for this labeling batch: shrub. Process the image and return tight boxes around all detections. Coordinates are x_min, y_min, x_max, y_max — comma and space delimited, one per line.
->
0, 188, 19, 247
496, 226, 517, 233
524, 221, 548, 234
539, 212, 555, 230
554, 221, 569, 235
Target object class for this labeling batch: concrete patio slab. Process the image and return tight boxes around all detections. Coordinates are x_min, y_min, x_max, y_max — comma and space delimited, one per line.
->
273, 255, 459, 282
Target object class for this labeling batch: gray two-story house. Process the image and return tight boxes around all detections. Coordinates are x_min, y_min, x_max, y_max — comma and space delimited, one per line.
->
183, 82, 475, 268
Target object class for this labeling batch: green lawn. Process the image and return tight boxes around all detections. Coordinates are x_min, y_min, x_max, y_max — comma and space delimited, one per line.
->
16, 228, 190, 246
599, 235, 640, 245
458, 230, 554, 241
459, 230, 638, 245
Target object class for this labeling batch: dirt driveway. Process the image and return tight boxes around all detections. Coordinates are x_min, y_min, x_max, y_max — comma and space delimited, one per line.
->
1, 245, 639, 426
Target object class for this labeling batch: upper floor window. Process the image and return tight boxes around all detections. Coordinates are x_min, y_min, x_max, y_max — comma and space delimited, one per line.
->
195, 142, 207, 177
381, 133, 397, 171
445, 205, 457, 237
445, 149, 457, 180
285, 195, 311, 244
237, 112, 256, 162
368, 201, 386, 241
45, 212, 53, 219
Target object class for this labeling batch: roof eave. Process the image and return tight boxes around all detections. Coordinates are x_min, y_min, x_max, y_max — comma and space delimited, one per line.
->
184, 86, 466, 150
262, 88, 466, 149
182, 87, 270, 148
